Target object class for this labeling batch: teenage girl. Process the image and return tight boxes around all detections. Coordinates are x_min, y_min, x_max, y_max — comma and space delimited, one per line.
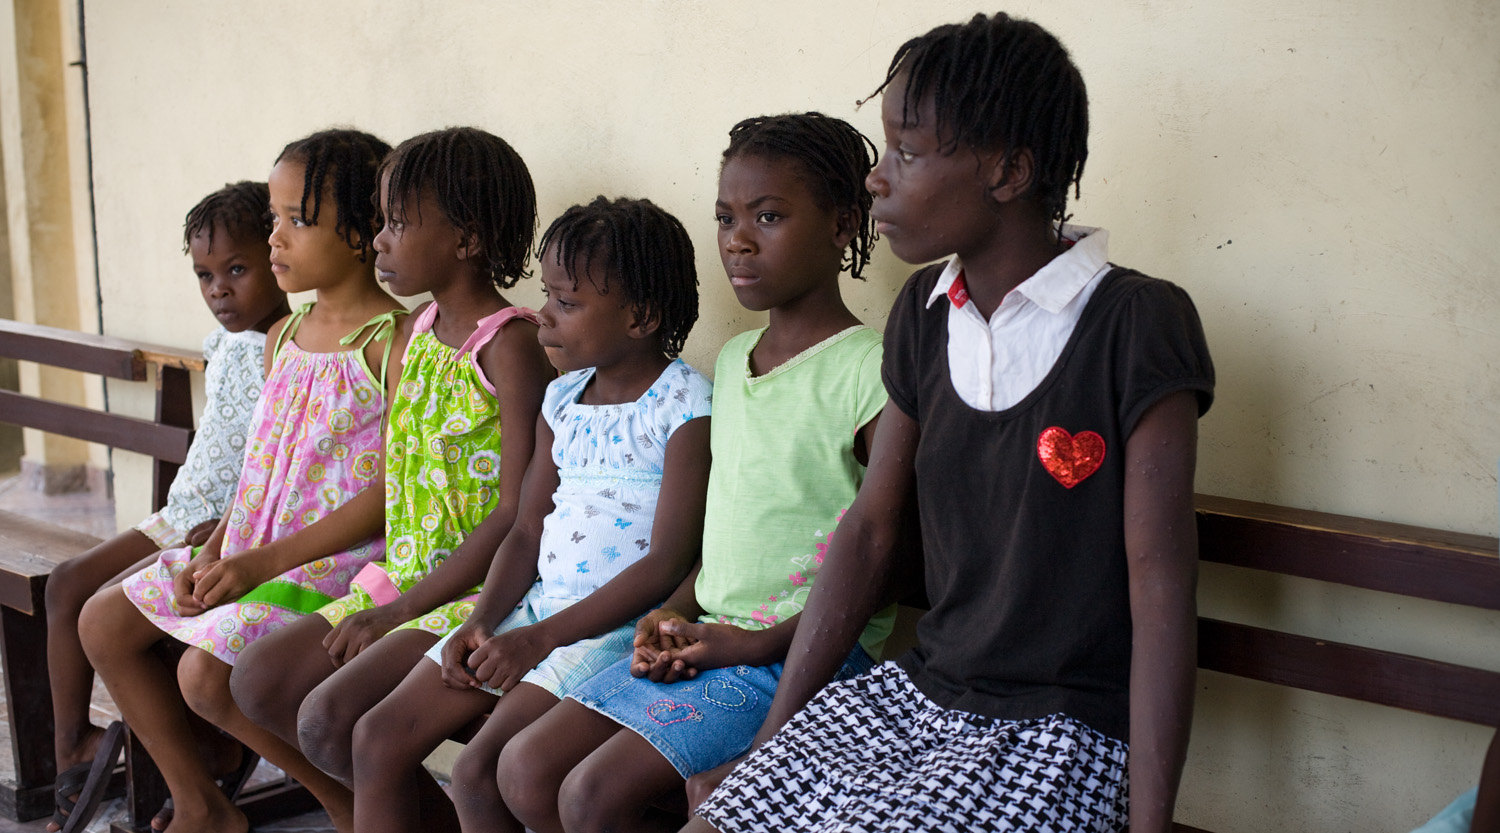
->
78, 128, 404, 833
498, 112, 891, 833
693, 14, 1215, 833
349, 196, 712, 833
45, 181, 289, 833
230, 127, 553, 791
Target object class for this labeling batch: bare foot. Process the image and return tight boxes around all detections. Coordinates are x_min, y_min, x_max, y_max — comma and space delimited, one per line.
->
54, 722, 108, 772
160, 793, 248, 833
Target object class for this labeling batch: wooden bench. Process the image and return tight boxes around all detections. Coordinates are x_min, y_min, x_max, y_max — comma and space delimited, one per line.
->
0, 319, 321, 829
1176, 494, 1500, 831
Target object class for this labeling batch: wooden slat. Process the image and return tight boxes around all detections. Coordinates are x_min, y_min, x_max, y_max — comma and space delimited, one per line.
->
0, 509, 100, 614
1196, 494, 1500, 611
0, 319, 205, 378
0, 391, 194, 463
1197, 617, 1500, 726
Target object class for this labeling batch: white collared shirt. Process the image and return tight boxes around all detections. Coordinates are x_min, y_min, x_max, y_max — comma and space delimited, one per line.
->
926, 225, 1111, 412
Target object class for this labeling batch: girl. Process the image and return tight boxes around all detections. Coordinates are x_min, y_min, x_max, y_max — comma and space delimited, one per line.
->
230, 126, 553, 791
694, 14, 1214, 833
79, 128, 404, 833
350, 196, 712, 833
499, 112, 893, 833
46, 181, 289, 833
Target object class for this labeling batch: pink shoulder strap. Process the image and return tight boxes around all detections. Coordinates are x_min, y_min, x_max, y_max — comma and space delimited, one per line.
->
465, 306, 540, 396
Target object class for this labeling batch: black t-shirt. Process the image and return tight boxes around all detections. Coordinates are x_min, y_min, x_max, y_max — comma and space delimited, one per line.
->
884, 264, 1214, 741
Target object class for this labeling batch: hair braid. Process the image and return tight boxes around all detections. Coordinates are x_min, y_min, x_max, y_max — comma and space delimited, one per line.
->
276, 128, 391, 262
183, 180, 271, 254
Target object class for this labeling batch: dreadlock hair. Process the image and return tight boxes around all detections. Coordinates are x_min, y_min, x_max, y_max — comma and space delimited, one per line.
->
722, 112, 878, 281
867, 13, 1089, 227
182, 181, 271, 254
538, 197, 698, 358
275, 128, 391, 262
380, 127, 538, 289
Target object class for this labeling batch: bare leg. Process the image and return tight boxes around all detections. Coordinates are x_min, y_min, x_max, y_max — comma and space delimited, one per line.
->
46, 530, 158, 771
296, 628, 440, 783
178, 647, 356, 833
230, 614, 339, 747
498, 699, 626, 833
679, 818, 721, 833
79, 586, 247, 833
351, 656, 507, 833
558, 725, 686, 833
1473, 730, 1500, 833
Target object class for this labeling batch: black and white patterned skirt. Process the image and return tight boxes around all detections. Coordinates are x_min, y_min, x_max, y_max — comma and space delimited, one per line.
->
696, 662, 1128, 832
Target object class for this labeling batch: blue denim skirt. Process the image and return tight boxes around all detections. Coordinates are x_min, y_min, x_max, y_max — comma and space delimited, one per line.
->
569, 645, 873, 777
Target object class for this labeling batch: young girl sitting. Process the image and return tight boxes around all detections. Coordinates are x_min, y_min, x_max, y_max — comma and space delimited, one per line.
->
45, 181, 289, 833
78, 127, 405, 833
348, 196, 712, 833
499, 112, 892, 833
694, 14, 1215, 833
230, 126, 553, 792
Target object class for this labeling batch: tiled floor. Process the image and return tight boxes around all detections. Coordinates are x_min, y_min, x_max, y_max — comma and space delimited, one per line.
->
0, 472, 336, 832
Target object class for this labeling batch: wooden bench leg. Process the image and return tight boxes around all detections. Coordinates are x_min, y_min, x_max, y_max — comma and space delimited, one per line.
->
0, 603, 60, 820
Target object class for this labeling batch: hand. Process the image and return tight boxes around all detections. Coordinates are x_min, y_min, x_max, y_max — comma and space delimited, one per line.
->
171, 547, 221, 616
183, 518, 219, 547
686, 754, 745, 812
658, 621, 769, 677
467, 625, 554, 693
439, 622, 492, 690
631, 608, 694, 678
323, 604, 409, 667
192, 552, 273, 608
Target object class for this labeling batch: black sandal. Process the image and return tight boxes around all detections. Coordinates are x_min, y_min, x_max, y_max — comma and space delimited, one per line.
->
60, 720, 125, 833
48, 761, 92, 832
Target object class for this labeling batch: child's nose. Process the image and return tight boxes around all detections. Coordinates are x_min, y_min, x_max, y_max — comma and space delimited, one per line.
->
724, 226, 753, 253
865, 161, 890, 197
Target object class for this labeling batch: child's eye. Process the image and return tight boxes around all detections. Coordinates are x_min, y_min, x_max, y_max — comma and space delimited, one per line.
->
757, 211, 779, 224
714, 214, 732, 227
291, 217, 308, 228
898, 149, 916, 163
196, 271, 211, 282
229, 265, 246, 276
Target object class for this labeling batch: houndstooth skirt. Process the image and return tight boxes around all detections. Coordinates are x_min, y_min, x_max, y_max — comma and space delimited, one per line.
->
696, 662, 1129, 833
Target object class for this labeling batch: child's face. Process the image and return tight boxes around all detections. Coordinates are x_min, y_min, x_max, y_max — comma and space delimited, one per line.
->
190, 224, 286, 334
267, 159, 365, 293
371, 174, 468, 298
867, 73, 1007, 265
715, 154, 849, 313
535, 243, 641, 373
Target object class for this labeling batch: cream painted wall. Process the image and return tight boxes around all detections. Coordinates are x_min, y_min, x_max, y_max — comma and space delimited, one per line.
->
80, 2, 1498, 830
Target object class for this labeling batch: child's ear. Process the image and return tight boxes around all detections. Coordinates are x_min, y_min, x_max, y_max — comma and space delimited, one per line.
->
456, 228, 482, 262
627, 305, 662, 342
985, 147, 1037, 204
832, 207, 859, 251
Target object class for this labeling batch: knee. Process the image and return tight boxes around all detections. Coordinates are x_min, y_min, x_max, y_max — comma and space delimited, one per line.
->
495, 730, 554, 827
230, 641, 287, 727
297, 686, 355, 780
178, 649, 234, 723
77, 590, 126, 669
349, 700, 408, 782
450, 740, 502, 814
558, 758, 629, 833
45, 557, 97, 626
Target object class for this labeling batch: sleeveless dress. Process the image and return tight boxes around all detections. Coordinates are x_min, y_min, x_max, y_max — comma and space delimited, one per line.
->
121, 304, 405, 665
317, 303, 538, 636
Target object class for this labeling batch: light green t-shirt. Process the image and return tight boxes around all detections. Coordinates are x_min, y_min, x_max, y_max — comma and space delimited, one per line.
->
694, 325, 895, 658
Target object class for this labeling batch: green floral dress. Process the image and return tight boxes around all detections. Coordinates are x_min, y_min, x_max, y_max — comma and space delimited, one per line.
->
317, 304, 536, 635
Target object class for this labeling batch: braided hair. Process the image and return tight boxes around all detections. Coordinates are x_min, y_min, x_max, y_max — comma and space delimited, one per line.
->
869, 13, 1089, 226
722, 112, 878, 280
182, 181, 271, 254
380, 127, 538, 289
275, 128, 391, 262
538, 197, 698, 358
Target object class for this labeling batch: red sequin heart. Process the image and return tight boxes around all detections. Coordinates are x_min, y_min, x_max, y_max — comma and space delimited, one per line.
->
1037, 426, 1106, 489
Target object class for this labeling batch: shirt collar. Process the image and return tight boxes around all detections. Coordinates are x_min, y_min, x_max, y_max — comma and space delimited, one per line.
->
925, 225, 1110, 313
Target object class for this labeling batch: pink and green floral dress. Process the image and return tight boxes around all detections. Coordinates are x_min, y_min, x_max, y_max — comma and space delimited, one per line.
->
121, 304, 403, 665
317, 303, 537, 636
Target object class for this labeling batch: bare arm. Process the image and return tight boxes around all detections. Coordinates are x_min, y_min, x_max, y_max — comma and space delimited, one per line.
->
751, 401, 918, 745
1122, 391, 1201, 833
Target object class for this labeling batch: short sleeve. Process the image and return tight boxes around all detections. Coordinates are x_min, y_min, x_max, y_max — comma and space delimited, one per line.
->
851, 332, 887, 431
881, 266, 942, 420
1114, 278, 1216, 437
542, 370, 589, 435
654, 359, 713, 443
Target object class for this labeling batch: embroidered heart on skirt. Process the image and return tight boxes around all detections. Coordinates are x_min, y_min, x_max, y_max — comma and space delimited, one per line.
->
647, 698, 702, 726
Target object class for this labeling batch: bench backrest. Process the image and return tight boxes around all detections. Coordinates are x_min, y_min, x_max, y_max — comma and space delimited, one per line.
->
0, 318, 205, 509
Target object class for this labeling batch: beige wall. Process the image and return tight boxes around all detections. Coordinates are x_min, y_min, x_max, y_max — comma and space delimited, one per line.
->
76, 2, 1499, 830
